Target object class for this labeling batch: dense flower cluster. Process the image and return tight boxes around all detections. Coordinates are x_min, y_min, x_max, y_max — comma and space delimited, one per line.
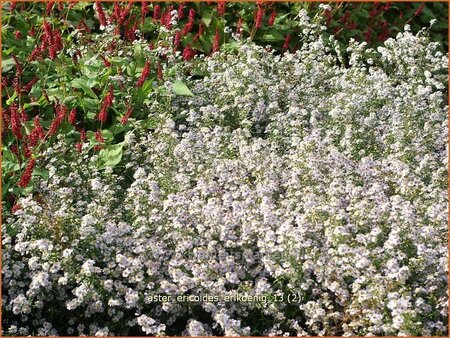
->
2, 13, 448, 336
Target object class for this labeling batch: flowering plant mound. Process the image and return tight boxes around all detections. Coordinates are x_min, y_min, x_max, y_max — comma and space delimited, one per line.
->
2, 13, 448, 337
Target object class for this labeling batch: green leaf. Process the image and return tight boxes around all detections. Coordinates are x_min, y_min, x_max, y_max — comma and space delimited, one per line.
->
1, 148, 20, 175
6, 92, 18, 105
2, 58, 16, 73
202, 8, 213, 27
97, 142, 124, 169
134, 78, 154, 105
261, 30, 285, 42
70, 78, 98, 99
172, 80, 194, 97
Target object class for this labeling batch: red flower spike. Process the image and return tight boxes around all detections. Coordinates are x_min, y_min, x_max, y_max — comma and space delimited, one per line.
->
121, 105, 133, 125
48, 104, 67, 137
23, 139, 32, 159
33, 116, 45, 139
161, 7, 173, 29
42, 20, 53, 49
77, 19, 91, 33
46, 1, 55, 15
153, 4, 161, 20
282, 34, 292, 50
12, 54, 22, 76
324, 9, 332, 26
182, 45, 196, 61
142, 2, 149, 23
237, 16, 243, 35
18, 158, 36, 188
414, 4, 425, 16
75, 142, 83, 153
2, 107, 10, 130
14, 30, 22, 39
111, 2, 121, 23
12, 204, 22, 214
182, 8, 195, 36
364, 28, 372, 42
23, 77, 39, 94
97, 86, 114, 123
11, 144, 19, 156
126, 21, 138, 41
136, 61, 151, 88
100, 55, 111, 68
174, 31, 182, 51
268, 9, 277, 26
69, 108, 77, 125
119, 3, 133, 26
10, 103, 22, 140
212, 28, 220, 53
12, 77, 20, 95
217, 1, 226, 16
94, 129, 105, 151
255, 4, 264, 30
19, 107, 27, 123
178, 3, 185, 20
79, 128, 87, 142
94, 2, 108, 27
53, 30, 63, 50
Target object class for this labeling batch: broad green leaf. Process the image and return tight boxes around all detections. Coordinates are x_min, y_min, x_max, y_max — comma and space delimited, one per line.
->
172, 80, 194, 97
97, 142, 124, 169
202, 8, 213, 27
1, 148, 20, 175
70, 78, 98, 99
261, 30, 285, 42
2, 58, 16, 73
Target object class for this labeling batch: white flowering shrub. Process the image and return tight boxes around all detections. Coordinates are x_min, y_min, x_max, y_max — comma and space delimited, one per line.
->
2, 16, 448, 336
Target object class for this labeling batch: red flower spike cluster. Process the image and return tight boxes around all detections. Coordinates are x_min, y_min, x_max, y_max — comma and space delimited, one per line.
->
38, 20, 64, 60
